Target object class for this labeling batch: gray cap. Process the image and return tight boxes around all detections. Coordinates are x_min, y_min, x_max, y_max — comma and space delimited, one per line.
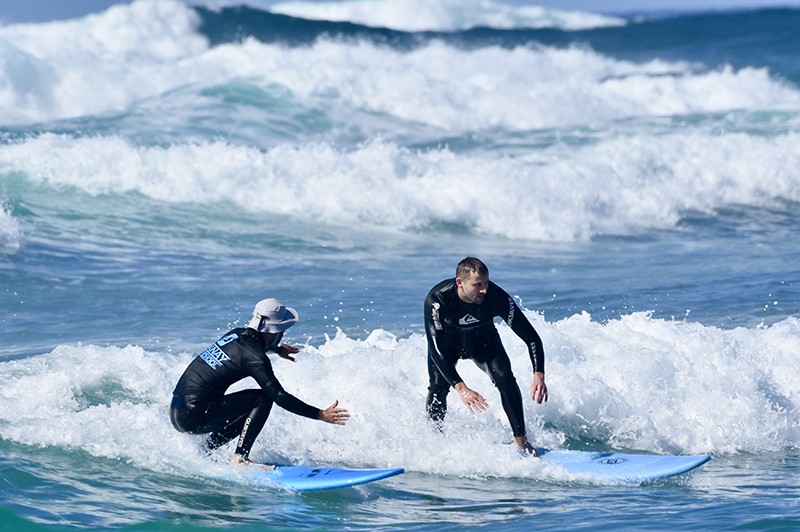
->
247, 298, 299, 333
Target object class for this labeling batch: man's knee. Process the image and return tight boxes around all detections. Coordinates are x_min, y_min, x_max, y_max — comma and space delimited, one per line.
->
494, 372, 519, 392
485, 355, 517, 387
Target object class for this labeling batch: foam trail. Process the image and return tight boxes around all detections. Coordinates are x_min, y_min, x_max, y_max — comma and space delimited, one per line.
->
0, 313, 797, 485
542, 313, 800, 455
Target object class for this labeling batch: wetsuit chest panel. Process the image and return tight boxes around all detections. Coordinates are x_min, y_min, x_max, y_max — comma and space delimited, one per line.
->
437, 281, 504, 332
427, 280, 509, 359
448, 299, 494, 331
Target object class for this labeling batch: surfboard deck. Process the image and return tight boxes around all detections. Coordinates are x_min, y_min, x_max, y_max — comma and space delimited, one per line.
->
250, 465, 405, 492
539, 449, 711, 482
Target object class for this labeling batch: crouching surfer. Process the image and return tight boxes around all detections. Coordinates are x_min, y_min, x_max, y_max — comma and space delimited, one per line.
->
169, 298, 349, 466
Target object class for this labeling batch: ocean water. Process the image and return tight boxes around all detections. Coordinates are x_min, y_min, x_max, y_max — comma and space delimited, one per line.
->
1, 0, 799, 530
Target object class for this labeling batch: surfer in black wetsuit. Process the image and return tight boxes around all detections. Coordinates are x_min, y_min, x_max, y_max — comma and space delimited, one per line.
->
170, 298, 349, 466
424, 256, 548, 456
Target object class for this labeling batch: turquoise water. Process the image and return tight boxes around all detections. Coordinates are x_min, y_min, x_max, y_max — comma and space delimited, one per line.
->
2, 440, 799, 530
1, 1, 799, 529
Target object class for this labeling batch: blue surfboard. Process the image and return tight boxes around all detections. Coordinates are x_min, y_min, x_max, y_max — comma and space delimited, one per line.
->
250, 465, 405, 492
539, 449, 710, 482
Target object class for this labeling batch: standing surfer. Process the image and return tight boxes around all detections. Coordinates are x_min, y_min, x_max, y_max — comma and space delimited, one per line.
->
424, 257, 548, 455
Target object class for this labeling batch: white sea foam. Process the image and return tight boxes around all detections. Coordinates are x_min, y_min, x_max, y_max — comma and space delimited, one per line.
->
0, 1, 795, 129
0, 313, 797, 483
0, 0, 207, 124
2, 1, 799, 243
267, 0, 626, 32
2, 131, 799, 241
206, 40, 796, 132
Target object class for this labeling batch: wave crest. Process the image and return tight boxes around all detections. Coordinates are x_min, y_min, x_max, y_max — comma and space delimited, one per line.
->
269, 0, 626, 32
3, 132, 800, 241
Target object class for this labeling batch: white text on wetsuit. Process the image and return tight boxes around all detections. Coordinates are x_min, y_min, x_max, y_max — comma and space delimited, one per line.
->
199, 333, 237, 369
431, 302, 442, 330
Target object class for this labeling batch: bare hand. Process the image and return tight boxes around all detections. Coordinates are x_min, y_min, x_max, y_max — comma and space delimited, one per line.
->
530, 372, 548, 404
277, 344, 300, 362
454, 382, 489, 414
319, 400, 350, 425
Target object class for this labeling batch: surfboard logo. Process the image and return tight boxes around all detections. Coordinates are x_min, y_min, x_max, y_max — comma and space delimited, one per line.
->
599, 457, 629, 465
459, 314, 480, 326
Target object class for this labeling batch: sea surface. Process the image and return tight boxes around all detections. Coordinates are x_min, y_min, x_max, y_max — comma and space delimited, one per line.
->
1, 0, 799, 530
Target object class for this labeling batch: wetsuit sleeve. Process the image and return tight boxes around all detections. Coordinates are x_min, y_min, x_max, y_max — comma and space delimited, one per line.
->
424, 285, 464, 386
244, 347, 321, 420
493, 284, 545, 374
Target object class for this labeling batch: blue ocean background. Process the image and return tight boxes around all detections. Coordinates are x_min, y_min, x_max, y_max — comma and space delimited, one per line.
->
1, 0, 799, 529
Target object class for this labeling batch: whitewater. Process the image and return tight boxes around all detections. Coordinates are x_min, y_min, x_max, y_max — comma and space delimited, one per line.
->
1, 0, 799, 530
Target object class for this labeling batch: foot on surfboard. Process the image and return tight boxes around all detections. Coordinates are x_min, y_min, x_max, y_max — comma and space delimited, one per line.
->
518, 444, 542, 458
233, 455, 276, 469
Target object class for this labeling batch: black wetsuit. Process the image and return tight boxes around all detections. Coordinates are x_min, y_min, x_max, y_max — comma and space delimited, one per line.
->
424, 279, 545, 437
170, 327, 320, 458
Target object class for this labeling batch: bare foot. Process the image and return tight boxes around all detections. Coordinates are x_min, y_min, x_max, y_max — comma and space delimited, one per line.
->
518, 445, 542, 458
515, 437, 542, 458
232, 455, 276, 469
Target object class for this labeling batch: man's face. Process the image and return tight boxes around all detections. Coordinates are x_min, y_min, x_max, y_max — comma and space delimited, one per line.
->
456, 271, 489, 304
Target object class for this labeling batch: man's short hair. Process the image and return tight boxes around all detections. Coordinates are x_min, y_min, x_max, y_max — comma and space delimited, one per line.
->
456, 256, 488, 279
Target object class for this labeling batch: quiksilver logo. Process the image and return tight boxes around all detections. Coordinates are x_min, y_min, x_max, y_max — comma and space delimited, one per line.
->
459, 314, 480, 326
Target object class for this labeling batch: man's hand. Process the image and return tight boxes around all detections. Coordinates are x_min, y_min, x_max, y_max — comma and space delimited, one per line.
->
530, 371, 548, 404
454, 382, 489, 413
319, 400, 350, 425
277, 344, 300, 362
